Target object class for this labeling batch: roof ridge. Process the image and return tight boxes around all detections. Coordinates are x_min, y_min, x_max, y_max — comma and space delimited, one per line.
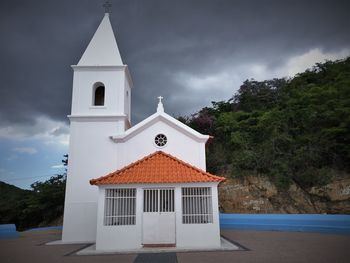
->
90, 151, 226, 185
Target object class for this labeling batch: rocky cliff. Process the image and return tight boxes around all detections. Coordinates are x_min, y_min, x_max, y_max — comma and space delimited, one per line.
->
219, 176, 350, 214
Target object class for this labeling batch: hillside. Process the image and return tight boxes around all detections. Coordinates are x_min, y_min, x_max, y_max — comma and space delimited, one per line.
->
180, 57, 350, 213
219, 175, 350, 214
0, 175, 65, 230
181, 57, 350, 189
0, 182, 33, 228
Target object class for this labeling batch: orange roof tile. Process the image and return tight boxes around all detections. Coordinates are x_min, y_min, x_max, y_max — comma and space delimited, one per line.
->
90, 151, 225, 185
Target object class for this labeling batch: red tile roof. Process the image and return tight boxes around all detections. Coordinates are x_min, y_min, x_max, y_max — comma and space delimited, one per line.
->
90, 151, 225, 185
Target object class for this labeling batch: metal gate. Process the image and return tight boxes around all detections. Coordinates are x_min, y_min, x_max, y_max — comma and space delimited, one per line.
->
142, 189, 175, 246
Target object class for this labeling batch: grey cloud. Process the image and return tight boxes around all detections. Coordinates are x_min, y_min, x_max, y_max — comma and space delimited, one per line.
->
0, 0, 349, 128
50, 126, 69, 137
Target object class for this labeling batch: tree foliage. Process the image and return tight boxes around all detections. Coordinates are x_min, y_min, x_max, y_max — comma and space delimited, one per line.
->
180, 58, 350, 189
0, 155, 67, 230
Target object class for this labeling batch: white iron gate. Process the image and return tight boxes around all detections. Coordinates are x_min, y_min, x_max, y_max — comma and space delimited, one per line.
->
142, 188, 175, 245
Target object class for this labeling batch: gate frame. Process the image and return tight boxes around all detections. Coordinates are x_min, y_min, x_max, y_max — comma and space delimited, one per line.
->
141, 187, 176, 246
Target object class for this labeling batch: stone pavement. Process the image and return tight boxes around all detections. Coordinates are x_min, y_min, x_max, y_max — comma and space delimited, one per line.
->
1, 229, 350, 263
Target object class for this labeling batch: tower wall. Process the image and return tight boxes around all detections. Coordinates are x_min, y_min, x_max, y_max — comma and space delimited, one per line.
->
62, 119, 121, 242
71, 66, 131, 129
62, 66, 131, 243
62, 67, 132, 242
62, 13, 133, 243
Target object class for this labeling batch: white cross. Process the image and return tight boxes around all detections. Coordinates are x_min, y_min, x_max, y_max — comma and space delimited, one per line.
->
157, 96, 163, 104
103, 1, 112, 13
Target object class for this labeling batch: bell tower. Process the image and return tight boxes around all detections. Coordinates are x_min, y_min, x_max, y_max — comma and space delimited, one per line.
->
62, 12, 133, 243
71, 13, 132, 130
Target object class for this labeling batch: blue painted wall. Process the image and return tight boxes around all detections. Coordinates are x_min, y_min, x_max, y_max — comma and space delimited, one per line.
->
0, 224, 18, 239
220, 214, 350, 235
2, 215, 349, 239
25, 226, 62, 232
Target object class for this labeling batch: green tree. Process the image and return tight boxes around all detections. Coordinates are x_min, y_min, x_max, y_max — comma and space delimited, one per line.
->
0, 155, 68, 230
180, 57, 350, 190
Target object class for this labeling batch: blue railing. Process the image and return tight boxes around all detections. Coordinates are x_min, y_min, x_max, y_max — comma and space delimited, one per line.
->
220, 214, 350, 235
2, 215, 350, 239
25, 226, 63, 232
0, 224, 18, 239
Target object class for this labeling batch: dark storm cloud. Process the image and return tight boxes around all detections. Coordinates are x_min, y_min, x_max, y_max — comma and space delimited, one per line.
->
0, 0, 349, 128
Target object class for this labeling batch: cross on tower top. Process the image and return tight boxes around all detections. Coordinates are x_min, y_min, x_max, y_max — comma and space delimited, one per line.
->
103, 1, 112, 13
157, 96, 164, 104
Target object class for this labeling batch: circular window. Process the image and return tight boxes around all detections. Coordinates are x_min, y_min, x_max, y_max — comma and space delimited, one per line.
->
154, 134, 167, 147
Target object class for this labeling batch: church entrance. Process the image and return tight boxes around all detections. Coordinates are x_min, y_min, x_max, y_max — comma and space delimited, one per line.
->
142, 188, 176, 246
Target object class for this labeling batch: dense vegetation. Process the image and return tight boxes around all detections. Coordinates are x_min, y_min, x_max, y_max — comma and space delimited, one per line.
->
0, 156, 67, 230
180, 58, 350, 189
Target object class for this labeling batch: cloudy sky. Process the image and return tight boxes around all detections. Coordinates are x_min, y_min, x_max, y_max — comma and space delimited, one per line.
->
1, 0, 349, 188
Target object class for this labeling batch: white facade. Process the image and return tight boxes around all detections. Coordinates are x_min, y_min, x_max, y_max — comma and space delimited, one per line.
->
62, 13, 224, 250
111, 110, 209, 170
95, 183, 221, 251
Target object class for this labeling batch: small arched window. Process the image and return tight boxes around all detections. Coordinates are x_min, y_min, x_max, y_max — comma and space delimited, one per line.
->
93, 82, 105, 106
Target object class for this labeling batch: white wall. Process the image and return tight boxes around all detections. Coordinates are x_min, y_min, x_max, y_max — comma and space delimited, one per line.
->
71, 66, 128, 120
116, 120, 207, 170
95, 186, 143, 250
95, 182, 221, 250
62, 62, 133, 243
175, 184, 221, 248
62, 119, 119, 242
124, 75, 132, 123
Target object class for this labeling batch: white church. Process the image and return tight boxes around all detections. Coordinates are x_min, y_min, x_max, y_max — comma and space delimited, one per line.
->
61, 12, 226, 251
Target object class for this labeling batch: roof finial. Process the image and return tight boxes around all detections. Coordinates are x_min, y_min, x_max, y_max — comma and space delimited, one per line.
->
103, 1, 112, 14
157, 96, 164, 112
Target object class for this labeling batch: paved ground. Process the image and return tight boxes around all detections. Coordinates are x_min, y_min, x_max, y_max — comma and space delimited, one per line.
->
1, 229, 350, 263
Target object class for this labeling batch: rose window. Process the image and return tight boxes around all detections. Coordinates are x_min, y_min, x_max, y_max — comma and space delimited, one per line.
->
154, 134, 167, 147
